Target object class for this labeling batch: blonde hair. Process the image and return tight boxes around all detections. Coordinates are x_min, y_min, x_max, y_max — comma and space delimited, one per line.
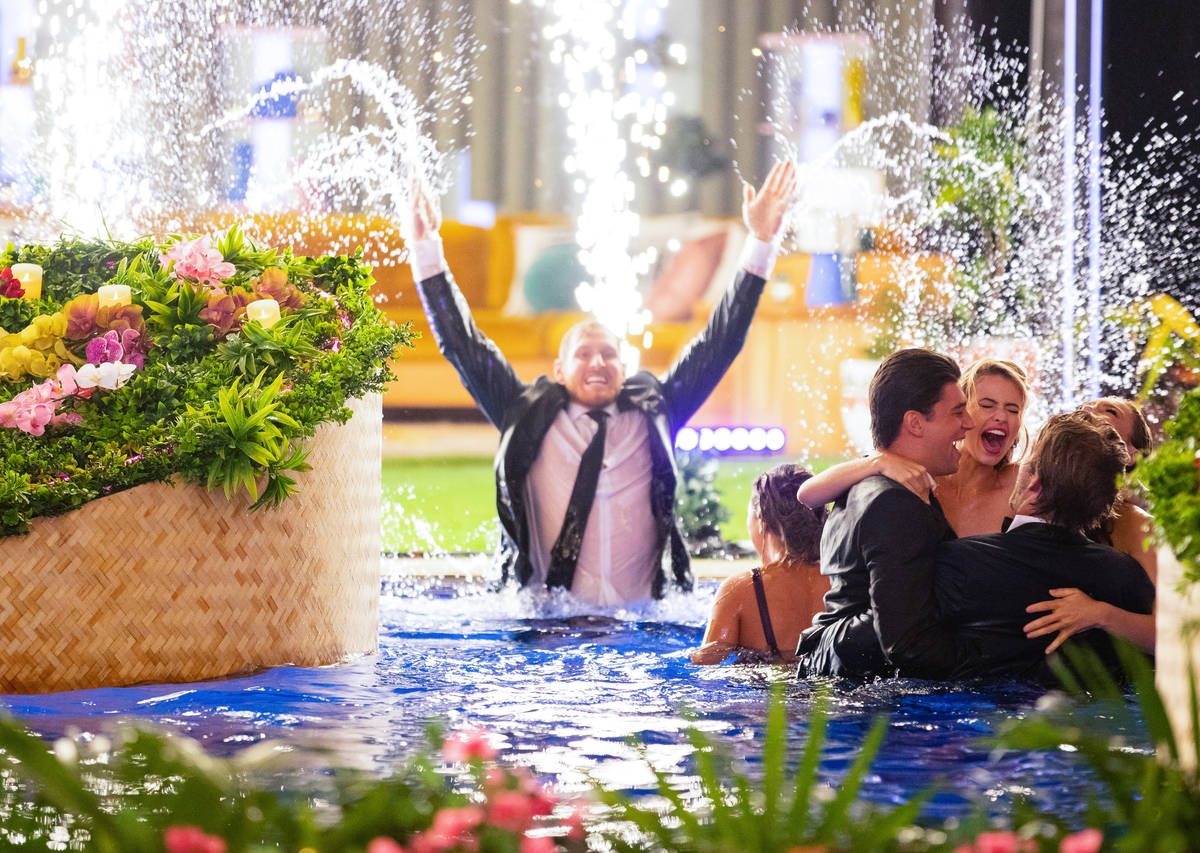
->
959, 358, 1029, 468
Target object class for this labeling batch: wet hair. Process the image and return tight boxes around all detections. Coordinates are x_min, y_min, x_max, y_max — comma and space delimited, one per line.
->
750, 464, 827, 563
869, 348, 961, 449
1027, 410, 1130, 533
960, 357, 1030, 467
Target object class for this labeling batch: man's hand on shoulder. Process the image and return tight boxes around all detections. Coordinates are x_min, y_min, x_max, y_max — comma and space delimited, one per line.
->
743, 160, 797, 243
870, 451, 933, 504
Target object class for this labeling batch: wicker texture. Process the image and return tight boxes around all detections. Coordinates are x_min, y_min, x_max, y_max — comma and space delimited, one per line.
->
0, 394, 382, 694
1156, 545, 1200, 769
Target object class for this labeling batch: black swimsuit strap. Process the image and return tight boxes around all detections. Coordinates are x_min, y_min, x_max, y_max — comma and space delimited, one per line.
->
750, 567, 783, 661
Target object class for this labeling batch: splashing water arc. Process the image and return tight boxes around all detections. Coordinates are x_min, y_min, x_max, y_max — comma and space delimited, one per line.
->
11, 1, 1200, 425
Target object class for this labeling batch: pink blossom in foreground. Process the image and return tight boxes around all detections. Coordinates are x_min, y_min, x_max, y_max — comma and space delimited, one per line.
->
366, 837, 408, 853
163, 824, 227, 853
409, 806, 486, 853
1059, 829, 1103, 853
954, 830, 1036, 853
519, 836, 556, 853
160, 235, 236, 284
563, 801, 590, 841
443, 727, 498, 763
489, 789, 535, 833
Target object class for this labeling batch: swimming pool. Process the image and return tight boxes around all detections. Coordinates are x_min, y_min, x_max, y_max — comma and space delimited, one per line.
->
0, 567, 1144, 823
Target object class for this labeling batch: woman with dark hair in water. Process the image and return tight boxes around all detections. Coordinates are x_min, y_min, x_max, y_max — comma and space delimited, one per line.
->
692, 464, 828, 664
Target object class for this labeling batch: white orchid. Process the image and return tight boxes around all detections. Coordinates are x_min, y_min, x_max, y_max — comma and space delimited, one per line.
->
74, 361, 136, 391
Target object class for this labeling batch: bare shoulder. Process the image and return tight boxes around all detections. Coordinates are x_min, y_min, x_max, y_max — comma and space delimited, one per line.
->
714, 571, 754, 601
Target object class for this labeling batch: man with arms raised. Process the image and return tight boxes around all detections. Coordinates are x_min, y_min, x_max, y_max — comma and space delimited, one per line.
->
934, 410, 1155, 680
407, 162, 796, 605
796, 348, 976, 678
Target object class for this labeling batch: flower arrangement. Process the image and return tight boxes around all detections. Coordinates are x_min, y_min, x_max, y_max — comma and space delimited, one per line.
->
0, 226, 411, 535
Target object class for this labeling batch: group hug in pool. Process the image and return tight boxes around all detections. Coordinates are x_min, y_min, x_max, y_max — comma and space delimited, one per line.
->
406, 163, 1155, 683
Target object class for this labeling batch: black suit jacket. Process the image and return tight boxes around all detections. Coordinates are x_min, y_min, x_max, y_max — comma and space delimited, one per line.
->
415, 266, 767, 597
934, 521, 1156, 681
795, 475, 970, 679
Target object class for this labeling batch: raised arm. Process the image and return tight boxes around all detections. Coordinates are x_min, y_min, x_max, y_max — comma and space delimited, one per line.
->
797, 452, 932, 508
661, 161, 797, 424
407, 181, 524, 428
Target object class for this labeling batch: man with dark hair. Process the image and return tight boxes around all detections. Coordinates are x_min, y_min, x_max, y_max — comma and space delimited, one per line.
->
934, 411, 1155, 680
796, 348, 975, 678
407, 162, 796, 605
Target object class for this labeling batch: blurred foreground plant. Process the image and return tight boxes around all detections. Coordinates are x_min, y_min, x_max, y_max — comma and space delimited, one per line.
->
0, 717, 586, 853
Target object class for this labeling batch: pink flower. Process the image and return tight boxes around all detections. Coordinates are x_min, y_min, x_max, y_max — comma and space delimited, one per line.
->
563, 801, 590, 841
443, 727, 498, 763
1059, 829, 1103, 853
160, 236, 236, 284
409, 806, 485, 853
519, 836, 556, 853
366, 838, 408, 853
163, 825, 227, 853
86, 330, 123, 365
959, 832, 1036, 853
489, 790, 535, 833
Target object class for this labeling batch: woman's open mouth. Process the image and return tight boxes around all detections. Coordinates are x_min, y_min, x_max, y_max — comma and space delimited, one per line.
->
981, 428, 1008, 455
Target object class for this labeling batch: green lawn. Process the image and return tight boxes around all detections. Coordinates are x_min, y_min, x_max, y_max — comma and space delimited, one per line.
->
382, 453, 841, 554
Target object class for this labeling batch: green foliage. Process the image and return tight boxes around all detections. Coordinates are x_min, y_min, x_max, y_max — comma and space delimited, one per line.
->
191, 372, 309, 508
674, 449, 737, 557
991, 640, 1200, 852
870, 106, 1033, 355
0, 295, 38, 332
0, 715, 477, 853
0, 228, 414, 535
2, 234, 153, 302
596, 683, 933, 852
216, 311, 320, 379
1138, 386, 1200, 584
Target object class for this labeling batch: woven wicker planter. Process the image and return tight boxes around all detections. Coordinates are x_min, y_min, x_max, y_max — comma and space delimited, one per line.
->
0, 393, 382, 694
1155, 544, 1200, 770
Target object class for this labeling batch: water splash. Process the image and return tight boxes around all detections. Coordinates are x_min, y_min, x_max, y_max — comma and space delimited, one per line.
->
757, 13, 1200, 416
21, 0, 476, 246
537, 0, 680, 372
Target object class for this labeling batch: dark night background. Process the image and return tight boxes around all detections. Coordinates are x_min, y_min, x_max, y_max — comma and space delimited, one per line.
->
968, 0, 1200, 307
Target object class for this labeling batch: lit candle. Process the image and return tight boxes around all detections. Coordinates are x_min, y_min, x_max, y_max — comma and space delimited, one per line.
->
97, 284, 131, 308
9, 264, 42, 300
245, 298, 281, 328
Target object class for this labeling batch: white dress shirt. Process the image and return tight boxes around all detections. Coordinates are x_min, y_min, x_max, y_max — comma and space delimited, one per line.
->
525, 402, 657, 605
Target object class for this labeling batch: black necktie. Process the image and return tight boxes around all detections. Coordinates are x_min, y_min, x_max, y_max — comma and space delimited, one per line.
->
546, 410, 608, 589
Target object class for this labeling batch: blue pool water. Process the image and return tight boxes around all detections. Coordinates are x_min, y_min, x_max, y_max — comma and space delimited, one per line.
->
0, 571, 1144, 821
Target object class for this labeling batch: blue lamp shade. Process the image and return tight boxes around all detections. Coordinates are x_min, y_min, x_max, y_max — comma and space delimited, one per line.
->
805, 252, 855, 307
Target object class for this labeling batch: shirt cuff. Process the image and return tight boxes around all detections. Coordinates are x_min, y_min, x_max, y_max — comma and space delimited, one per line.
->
739, 234, 780, 280
409, 236, 448, 282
